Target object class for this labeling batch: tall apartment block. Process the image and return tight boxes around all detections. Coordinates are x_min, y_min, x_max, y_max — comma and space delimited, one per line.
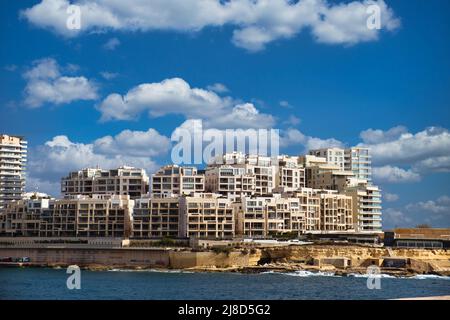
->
151, 165, 205, 196
345, 181, 382, 232
344, 147, 372, 181
61, 166, 149, 199
0, 134, 27, 211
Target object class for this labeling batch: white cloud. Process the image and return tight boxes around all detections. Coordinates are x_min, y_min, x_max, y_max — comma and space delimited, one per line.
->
384, 192, 399, 202
279, 101, 293, 108
384, 208, 412, 227
281, 128, 344, 152
206, 83, 229, 93
100, 71, 118, 80
284, 115, 301, 126
103, 37, 121, 50
360, 125, 407, 144
360, 126, 450, 183
406, 196, 450, 214
93, 128, 171, 157
372, 165, 421, 183
384, 195, 450, 229
28, 129, 171, 195
22, 0, 400, 51
97, 77, 275, 128
23, 58, 98, 108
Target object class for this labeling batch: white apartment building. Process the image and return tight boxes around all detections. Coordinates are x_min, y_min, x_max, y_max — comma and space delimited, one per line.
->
345, 181, 382, 233
61, 166, 149, 199
0, 134, 27, 211
345, 147, 372, 181
205, 166, 255, 198
151, 165, 204, 196
276, 156, 305, 192
209, 153, 276, 196
309, 148, 345, 170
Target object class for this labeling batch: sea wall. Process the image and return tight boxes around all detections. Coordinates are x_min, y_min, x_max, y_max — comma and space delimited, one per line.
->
0, 247, 170, 268
1, 245, 449, 273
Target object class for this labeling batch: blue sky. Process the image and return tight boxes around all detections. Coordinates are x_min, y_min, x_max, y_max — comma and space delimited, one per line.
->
1, 0, 449, 229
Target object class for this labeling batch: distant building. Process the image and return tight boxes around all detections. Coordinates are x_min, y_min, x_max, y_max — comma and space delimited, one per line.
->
0, 134, 27, 211
384, 228, 450, 249
61, 166, 149, 199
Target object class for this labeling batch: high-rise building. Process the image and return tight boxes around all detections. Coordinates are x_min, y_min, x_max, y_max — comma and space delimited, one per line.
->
61, 166, 149, 199
0, 134, 27, 211
345, 181, 382, 233
344, 147, 372, 181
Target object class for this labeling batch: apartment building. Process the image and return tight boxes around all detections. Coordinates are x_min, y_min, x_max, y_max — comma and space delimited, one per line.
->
0, 196, 50, 237
179, 193, 234, 239
298, 154, 328, 168
309, 148, 345, 170
0, 134, 27, 211
275, 156, 305, 192
306, 164, 354, 191
319, 191, 353, 232
61, 166, 149, 199
345, 181, 382, 233
205, 165, 255, 198
344, 147, 372, 181
151, 165, 204, 196
209, 153, 276, 195
236, 189, 323, 238
132, 194, 180, 238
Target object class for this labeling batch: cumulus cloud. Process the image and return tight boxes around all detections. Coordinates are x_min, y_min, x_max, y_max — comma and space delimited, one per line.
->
372, 165, 421, 183
93, 128, 171, 157
23, 58, 98, 108
97, 77, 275, 128
103, 37, 121, 50
28, 129, 171, 196
384, 196, 450, 229
384, 193, 399, 202
281, 128, 344, 152
100, 71, 118, 80
360, 125, 408, 144
360, 126, 450, 183
21, 0, 400, 51
206, 83, 229, 93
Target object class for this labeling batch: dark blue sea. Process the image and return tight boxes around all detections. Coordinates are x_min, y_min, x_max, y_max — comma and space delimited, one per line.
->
1, 268, 449, 300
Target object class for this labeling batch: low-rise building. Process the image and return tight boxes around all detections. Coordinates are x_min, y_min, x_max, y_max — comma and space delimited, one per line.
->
61, 166, 149, 199
132, 194, 180, 238
179, 193, 234, 239
151, 165, 204, 195
384, 228, 450, 249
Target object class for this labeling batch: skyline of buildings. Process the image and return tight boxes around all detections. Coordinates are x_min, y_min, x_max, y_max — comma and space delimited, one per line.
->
0, 133, 384, 239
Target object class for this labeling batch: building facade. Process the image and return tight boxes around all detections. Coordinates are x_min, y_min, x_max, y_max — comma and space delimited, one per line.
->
0, 135, 27, 211
61, 166, 149, 199
151, 165, 204, 196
